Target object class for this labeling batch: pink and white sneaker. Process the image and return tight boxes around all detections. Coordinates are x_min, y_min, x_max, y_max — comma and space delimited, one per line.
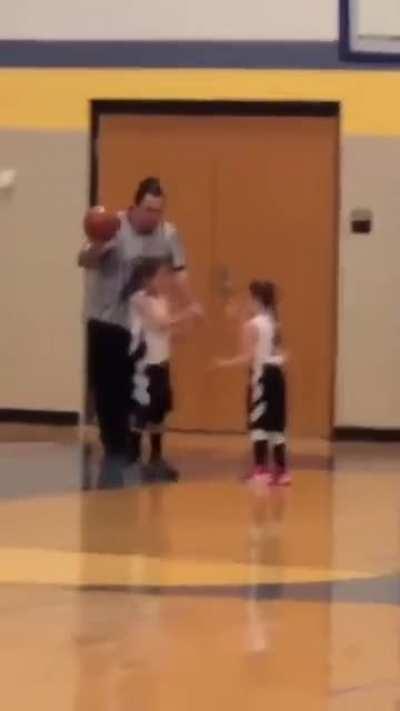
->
275, 470, 292, 486
246, 467, 272, 485
244, 466, 263, 481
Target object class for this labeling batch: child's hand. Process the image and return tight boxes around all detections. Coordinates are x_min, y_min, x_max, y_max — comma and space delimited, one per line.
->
189, 301, 204, 320
210, 357, 227, 370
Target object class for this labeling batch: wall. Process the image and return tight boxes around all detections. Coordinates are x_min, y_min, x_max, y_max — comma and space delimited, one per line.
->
0, 130, 86, 413
0, 0, 337, 40
359, 0, 400, 36
338, 138, 400, 427
0, 0, 400, 428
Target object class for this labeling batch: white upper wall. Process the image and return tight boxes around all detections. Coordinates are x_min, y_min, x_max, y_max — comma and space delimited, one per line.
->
0, 0, 338, 41
358, 0, 400, 36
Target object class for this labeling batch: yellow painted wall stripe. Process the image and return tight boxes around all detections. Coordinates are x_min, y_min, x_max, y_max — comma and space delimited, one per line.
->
0, 69, 400, 135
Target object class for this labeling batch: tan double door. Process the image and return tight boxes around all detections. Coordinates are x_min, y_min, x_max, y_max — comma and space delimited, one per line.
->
97, 112, 338, 438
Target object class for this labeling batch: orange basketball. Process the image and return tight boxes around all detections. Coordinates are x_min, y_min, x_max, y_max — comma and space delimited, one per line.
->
83, 206, 120, 243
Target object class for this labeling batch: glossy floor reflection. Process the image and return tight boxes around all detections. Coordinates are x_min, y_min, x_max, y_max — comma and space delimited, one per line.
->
0, 429, 399, 710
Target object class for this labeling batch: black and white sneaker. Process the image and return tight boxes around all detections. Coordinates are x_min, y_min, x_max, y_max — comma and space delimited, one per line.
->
97, 455, 125, 490
124, 460, 146, 487
145, 459, 180, 483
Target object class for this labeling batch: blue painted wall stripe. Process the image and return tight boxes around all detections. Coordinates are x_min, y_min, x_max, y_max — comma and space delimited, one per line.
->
1, 40, 400, 69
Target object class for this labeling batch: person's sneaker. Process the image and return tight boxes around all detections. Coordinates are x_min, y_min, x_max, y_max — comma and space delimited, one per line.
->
124, 460, 145, 487
146, 459, 180, 483
275, 470, 292, 486
97, 455, 125, 490
247, 467, 269, 484
264, 469, 275, 485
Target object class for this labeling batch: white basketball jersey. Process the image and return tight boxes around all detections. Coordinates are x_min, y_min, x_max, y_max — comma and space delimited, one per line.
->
250, 312, 283, 368
130, 292, 170, 364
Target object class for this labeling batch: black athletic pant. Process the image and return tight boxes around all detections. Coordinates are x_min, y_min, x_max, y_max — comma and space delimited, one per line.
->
87, 319, 131, 457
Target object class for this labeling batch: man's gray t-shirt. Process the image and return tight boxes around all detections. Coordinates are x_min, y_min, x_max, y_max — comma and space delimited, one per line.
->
85, 211, 186, 330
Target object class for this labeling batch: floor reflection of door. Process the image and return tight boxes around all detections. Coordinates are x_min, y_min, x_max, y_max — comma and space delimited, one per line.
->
96, 107, 338, 438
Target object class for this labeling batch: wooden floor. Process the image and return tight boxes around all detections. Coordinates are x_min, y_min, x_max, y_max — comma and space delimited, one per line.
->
0, 425, 399, 710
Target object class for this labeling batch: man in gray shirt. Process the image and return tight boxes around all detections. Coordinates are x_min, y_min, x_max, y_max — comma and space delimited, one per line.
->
78, 177, 191, 486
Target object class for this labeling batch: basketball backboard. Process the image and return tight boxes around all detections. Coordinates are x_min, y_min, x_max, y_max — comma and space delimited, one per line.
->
340, 0, 400, 62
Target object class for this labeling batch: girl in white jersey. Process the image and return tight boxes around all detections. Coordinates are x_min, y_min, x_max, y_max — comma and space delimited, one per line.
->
216, 281, 289, 486
123, 257, 200, 483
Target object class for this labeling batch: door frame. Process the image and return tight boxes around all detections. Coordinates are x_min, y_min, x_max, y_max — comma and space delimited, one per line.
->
88, 99, 340, 439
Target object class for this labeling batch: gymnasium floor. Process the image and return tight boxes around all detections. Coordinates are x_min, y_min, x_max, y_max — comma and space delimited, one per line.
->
1, 426, 399, 710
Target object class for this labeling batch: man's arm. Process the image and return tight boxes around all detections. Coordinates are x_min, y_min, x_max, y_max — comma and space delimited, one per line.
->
77, 239, 117, 269
173, 268, 195, 307
166, 224, 201, 310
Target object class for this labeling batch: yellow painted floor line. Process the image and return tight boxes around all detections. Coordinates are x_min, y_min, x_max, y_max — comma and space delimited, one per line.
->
0, 547, 391, 588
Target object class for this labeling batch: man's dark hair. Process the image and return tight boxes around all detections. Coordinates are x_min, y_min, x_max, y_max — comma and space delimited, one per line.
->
134, 177, 164, 205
